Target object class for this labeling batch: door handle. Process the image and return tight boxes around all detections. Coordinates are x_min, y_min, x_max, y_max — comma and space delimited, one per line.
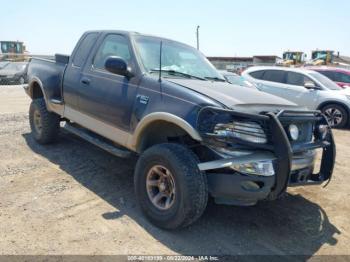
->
81, 78, 90, 85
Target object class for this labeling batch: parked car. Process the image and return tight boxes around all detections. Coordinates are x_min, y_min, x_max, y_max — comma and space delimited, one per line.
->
0, 62, 28, 84
219, 70, 258, 89
243, 66, 350, 128
24, 31, 335, 229
308, 67, 350, 89
0, 61, 9, 69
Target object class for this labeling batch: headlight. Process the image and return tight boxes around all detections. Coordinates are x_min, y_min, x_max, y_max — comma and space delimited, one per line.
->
231, 160, 275, 176
289, 124, 299, 141
214, 121, 267, 144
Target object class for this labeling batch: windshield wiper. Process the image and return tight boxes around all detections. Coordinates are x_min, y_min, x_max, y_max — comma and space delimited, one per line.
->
150, 69, 206, 81
204, 76, 226, 82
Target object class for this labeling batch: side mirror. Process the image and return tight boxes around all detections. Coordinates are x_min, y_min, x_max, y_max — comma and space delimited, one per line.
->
104, 56, 132, 78
304, 81, 318, 89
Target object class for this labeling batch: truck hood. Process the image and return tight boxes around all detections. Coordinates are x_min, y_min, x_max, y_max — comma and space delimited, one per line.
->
167, 79, 298, 111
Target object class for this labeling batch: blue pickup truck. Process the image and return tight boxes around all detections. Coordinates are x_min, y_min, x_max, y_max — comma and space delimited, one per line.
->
25, 30, 335, 229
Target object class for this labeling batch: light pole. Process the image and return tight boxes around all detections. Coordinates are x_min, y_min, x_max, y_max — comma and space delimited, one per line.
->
196, 25, 200, 50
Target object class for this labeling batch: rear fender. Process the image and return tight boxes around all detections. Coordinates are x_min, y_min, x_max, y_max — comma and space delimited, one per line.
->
25, 77, 64, 115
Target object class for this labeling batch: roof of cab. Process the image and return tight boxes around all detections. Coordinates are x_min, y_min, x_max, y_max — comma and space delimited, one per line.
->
83, 30, 192, 46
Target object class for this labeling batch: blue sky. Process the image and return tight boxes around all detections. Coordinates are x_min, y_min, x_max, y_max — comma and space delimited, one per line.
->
2, 0, 349, 57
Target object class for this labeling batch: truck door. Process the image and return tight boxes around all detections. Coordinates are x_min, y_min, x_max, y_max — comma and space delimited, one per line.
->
77, 34, 139, 131
63, 32, 99, 109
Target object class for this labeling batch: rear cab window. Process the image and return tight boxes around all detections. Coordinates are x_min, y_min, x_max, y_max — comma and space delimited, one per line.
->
72, 33, 99, 68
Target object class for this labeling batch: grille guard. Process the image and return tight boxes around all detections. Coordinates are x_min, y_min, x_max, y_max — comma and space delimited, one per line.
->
275, 110, 336, 189
197, 107, 336, 200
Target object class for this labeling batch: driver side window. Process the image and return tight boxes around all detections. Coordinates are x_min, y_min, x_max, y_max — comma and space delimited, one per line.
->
286, 72, 314, 86
93, 34, 132, 70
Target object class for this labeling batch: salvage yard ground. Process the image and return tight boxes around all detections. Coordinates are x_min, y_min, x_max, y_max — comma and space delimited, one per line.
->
0, 86, 349, 256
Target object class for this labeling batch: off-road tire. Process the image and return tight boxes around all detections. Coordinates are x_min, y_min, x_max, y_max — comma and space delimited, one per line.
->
29, 98, 60, 144
134, 143, 208, 229
321, 104, 348, 128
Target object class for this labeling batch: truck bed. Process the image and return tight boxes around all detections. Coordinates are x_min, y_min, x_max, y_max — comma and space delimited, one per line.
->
27, 54, 69, 102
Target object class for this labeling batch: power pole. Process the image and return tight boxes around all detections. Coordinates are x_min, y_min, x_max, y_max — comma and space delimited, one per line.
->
196, 25, 200, 50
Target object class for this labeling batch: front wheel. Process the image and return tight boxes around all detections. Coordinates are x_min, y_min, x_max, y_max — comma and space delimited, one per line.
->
134, 143, 208, 229
321, 104, 348, 128
29, 98, 60, 144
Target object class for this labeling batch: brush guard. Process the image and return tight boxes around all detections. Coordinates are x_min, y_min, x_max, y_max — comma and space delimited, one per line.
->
197, 107, 336, 200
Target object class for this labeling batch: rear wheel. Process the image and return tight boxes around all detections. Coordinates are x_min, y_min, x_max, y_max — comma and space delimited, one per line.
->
29, 98, 60, 144
134, 143, 208, 229
321, 104, 348, 128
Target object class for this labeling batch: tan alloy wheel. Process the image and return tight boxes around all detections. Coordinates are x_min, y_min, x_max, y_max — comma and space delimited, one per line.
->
146, 165, 176, 210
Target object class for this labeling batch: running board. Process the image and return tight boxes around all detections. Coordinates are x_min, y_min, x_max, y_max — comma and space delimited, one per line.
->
63, 123, 132, 158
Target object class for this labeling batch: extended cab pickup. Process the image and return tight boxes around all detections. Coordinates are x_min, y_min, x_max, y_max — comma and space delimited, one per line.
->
25, 31, 336, 229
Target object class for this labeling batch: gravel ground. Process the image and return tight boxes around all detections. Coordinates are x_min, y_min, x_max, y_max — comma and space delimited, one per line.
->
0, 86, 349, 257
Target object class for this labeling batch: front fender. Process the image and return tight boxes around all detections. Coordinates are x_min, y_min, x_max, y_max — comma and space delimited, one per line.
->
129, 112, 202, 151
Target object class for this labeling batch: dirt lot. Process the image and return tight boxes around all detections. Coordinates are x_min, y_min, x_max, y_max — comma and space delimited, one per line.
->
0, 86, 349, 256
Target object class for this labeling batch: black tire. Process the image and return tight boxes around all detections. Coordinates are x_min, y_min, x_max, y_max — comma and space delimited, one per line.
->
29, 98, 60, 144
134, 143, 208, 229
321, 104, 348, 128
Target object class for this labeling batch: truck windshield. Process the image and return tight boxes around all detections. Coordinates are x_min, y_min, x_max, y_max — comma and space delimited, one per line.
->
134, 36, 224, 81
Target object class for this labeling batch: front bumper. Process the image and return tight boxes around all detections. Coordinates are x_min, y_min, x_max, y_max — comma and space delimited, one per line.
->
199, 150, 317, 205
197, 108, 336, 205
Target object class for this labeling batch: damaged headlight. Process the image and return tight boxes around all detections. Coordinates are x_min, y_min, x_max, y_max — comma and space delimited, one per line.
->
214, 121, 267, 144
231, 161, 275, 177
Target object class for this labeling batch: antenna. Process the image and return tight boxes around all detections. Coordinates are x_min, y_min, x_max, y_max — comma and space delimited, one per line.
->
196, 25, 200, 50
159, 41, 163, 82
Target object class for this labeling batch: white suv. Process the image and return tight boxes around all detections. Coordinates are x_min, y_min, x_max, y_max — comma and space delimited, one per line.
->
243, 66, 350, 127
